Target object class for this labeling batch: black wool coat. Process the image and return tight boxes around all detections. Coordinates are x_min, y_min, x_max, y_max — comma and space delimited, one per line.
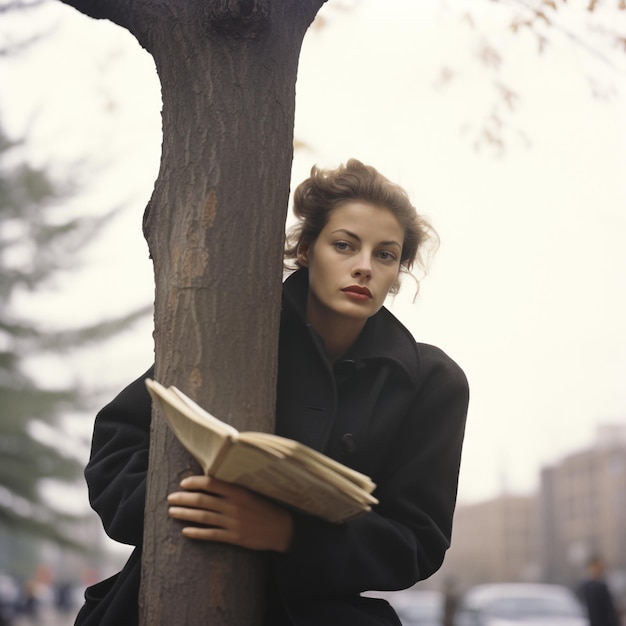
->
75, 269, 469, 626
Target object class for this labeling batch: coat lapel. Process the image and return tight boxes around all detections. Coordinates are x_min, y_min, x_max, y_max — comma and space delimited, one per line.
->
276, 270, 420, 455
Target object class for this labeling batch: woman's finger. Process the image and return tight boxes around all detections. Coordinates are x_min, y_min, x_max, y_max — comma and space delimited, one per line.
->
180, 525, 240, 544
168, 505, 225, 528
179, 474, 242, 497
167, 490, 225, 512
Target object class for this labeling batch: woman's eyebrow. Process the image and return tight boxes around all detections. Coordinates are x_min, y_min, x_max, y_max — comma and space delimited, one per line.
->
330, 228, 360, 240
380, 240, 402, 250
330, 228, 402, 249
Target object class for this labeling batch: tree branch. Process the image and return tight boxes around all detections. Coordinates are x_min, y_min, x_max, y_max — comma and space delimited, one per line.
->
504, 0, 626, 74
58, 0, 136, 30
205, 0, 271, 37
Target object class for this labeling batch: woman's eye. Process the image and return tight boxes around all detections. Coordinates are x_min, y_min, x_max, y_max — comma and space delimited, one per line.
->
377, 251, 397, 262
334, 241, 351, 251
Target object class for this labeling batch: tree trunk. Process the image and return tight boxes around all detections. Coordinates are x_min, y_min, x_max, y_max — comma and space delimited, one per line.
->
59, 0, 325, 623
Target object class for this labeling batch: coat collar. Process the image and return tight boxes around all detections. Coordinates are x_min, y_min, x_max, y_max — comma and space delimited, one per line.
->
282, 269, 420, 384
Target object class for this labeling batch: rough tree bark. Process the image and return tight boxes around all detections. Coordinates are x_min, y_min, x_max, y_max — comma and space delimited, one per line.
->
58, 0, 326, 623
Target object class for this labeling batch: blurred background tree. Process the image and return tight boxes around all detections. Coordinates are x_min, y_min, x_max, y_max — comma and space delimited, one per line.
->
0, 119, 152, 576
0, 0, 153, 578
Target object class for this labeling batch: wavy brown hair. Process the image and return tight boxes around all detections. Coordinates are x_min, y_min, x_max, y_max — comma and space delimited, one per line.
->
284, 159, 438, 294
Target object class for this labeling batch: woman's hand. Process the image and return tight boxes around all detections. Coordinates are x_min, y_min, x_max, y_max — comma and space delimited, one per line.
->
167, 475, 293, 553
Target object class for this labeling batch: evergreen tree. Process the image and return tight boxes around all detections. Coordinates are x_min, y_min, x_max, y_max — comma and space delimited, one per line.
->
0, 122, 151, 551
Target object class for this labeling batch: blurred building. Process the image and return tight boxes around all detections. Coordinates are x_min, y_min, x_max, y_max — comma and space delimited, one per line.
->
440, 493, 540, 588
437, 423, 626, 596
540, 424, 626, 587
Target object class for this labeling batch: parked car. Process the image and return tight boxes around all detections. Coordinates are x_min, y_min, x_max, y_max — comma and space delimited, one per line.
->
388, 589, 444, 626
455, 583, 587, 626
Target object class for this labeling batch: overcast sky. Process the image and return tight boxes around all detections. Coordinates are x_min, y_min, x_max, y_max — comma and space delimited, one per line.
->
1, 0, 625, 508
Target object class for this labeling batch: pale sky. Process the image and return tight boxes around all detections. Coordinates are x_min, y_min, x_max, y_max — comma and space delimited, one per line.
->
1, 0, 625, 510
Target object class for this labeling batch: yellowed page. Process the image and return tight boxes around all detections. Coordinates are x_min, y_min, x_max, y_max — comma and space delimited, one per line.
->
145, 379, 235, 474
238, 431, 376, 493
215, 441, 374, 523
168, 385, 238, 438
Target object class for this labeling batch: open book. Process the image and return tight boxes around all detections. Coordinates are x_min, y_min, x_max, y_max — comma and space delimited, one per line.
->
145, 379, 378, 523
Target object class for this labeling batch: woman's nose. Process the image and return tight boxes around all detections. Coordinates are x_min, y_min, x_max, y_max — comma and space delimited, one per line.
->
351, 254, 372, 278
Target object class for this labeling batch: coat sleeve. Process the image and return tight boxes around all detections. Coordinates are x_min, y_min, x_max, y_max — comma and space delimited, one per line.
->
84, 366, 154, 546
273, 347, 469, 598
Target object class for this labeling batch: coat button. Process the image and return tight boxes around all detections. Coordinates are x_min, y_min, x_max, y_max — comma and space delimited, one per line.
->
340, 433, 356, 456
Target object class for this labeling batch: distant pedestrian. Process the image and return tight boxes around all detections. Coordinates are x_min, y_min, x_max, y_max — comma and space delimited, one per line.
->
441, 576, 459, 626
578, 555, 620, 626
56, 582, 74, 615
21, 579, 39, 619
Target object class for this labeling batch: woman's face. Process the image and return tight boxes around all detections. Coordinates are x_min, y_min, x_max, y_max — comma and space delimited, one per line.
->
297, 201, 404, 332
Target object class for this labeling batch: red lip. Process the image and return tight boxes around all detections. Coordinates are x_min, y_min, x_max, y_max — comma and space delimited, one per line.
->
341, 285, 372, 299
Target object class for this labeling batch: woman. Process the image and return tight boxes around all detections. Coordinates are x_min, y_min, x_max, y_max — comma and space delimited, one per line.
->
76, 159, 469, 625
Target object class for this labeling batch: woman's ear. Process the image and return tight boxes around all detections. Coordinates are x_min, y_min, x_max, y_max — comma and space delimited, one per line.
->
296, 242, 310, 267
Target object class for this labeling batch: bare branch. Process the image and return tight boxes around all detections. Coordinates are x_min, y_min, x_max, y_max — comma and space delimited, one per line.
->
503, 0, 626, 73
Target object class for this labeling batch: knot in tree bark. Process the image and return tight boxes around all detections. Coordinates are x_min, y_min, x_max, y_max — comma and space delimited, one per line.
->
206, 0, 271, 38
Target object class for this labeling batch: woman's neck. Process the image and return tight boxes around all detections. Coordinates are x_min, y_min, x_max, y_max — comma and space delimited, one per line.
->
307, 312, 366, 363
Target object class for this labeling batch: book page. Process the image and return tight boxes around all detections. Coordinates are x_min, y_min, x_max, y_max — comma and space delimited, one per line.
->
216, 441, 375, 523
168, 386, 238, 438
145, 379, 235, 474
238, 433, 376, 504
238, 431, 376, 493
